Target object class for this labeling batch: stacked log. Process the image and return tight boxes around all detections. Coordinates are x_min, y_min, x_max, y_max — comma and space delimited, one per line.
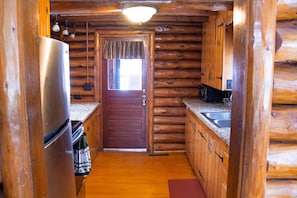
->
266, 1, 297, 196
52, 22, 97, 102
153, 25, 202, 152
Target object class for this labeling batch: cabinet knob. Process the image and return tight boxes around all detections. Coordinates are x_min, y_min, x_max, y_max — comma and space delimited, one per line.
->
197, 169, 205, 181
199, 131, 206, 140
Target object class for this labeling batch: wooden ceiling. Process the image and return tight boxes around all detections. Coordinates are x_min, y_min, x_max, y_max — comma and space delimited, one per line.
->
50, 0, 233, 26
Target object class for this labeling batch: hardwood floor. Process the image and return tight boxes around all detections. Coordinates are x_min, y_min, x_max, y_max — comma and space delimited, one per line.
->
78, 151, 197, 198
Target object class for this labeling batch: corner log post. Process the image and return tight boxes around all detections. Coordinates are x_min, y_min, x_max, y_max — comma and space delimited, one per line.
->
227, 0, 277, 197
0, 0, 47, 197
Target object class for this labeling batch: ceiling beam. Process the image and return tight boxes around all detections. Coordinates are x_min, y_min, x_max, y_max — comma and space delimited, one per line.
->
50, 1, 232, 16
50, 0, 232, 2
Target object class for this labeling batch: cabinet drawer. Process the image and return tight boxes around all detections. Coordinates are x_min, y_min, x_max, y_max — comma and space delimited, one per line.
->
83, 112, 95, 134
83, 109, 99, 161
222, 167, 228, 185
221, 182, 227, 198
223, 150, 229, 169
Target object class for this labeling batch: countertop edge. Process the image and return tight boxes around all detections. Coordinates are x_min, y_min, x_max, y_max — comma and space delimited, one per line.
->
70, 102, 100, 122
183, 98, 231, 146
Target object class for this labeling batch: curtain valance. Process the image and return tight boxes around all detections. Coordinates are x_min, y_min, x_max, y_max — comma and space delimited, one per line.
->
103, 40, 144, 59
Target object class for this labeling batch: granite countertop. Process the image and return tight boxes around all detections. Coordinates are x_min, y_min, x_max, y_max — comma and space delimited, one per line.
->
70, 102, 100, 122
183, 98, 231, 146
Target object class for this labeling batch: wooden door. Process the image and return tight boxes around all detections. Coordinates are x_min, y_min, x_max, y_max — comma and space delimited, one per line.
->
102, 50, 148, 148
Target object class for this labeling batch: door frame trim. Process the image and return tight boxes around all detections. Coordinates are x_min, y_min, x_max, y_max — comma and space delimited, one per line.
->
95, 30, 155, 153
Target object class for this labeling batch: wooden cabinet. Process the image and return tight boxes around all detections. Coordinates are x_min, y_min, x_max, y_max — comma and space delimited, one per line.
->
185, 112, 197, 167
201, 11, 233, 91
201, 16, 216, 88
194, 119, 208, 190
185, 108, 229, 198
221, 149, 229, 198
83, 106, 102, 162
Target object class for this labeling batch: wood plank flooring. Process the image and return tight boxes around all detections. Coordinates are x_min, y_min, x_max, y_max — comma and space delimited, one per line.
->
78, 151, 197, 198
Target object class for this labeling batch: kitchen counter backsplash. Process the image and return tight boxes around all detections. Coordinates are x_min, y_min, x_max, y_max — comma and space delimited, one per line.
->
70, 102, 99, 122
183, 98, 231, 146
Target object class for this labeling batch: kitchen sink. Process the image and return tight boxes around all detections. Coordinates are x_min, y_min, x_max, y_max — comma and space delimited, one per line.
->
201, 111, 231, 120
201, 111, 231, 128
212, 119, 231, 128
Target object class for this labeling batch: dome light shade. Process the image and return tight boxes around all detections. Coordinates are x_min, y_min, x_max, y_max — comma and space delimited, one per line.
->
122, 6, 157, 24
62, 29, 69, 36
70, 32, 76, 39
62, 19, 69, 35
52, 22, 60, 32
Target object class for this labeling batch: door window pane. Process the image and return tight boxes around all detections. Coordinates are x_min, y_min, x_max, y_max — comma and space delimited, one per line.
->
108, 59, 142, 90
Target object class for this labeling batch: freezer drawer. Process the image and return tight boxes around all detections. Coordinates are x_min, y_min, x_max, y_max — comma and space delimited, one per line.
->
44, 124, 76, 198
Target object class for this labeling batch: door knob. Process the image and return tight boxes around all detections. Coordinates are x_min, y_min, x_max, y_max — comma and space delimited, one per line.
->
142, 89, 146, 106
142, 94, 147, 106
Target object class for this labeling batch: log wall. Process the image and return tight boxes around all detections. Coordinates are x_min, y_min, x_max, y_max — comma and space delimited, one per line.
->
52, 21, 202, 152
52, 24, 97, 102
266, 1, 297, 196
153, 25, 201, 152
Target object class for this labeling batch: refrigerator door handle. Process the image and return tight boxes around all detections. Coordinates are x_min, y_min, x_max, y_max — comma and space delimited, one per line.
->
44, 121, 70, 149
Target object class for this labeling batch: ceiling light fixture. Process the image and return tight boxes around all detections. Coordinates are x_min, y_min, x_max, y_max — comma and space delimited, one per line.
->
62, 19, 69, 36
122, 6, 157, 24
52, 15, 60, 32
69, 25, 76, 39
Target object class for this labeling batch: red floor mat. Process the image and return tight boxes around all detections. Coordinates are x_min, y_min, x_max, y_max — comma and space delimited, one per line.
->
168, 179, 207, 198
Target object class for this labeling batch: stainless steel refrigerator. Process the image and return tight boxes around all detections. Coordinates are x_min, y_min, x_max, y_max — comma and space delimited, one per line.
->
39, 36, 76, 197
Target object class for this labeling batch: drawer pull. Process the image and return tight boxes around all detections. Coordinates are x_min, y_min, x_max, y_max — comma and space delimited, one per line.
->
198, 169, 205, 181
215, 151, 224, 163
199, 131, 206, 140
